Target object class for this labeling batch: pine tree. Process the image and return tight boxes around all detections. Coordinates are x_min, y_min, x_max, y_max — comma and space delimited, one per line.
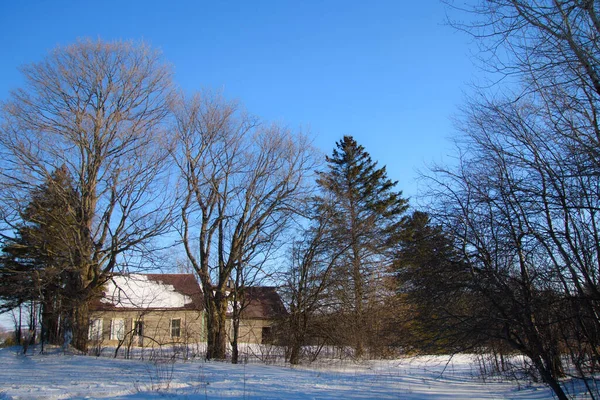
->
0, 166, 84, 346
393, 211, 470, 352
316, 136, 408, 357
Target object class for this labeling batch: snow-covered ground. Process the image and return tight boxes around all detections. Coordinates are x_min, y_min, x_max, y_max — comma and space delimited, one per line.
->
0, 347, 563, 399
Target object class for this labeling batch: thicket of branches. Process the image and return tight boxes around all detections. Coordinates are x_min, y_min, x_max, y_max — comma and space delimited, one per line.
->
412, 1, 600, 398
279, 2, 600, 398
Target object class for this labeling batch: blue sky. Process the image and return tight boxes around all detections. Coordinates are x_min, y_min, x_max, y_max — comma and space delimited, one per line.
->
0, 0, 477, 201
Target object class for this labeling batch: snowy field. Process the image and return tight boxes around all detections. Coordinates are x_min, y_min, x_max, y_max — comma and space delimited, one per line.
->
0, 347, 568, 399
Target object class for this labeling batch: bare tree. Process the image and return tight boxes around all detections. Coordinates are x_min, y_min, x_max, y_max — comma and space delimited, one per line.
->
282, 202, 348, 365
229, 253, 280, 364
173, 91, 316, 361
0, 39, 176, 350
425, 90, 600, 400
451, 0, 600, 96
419, 3, 600, 398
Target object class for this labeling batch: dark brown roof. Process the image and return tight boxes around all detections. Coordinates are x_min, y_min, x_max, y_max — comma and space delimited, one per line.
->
240, 287, 287, 319
90, 274, 204, 312
90, 274, 284, 320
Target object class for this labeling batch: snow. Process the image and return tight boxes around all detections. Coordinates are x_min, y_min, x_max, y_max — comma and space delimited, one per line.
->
0, 347, 562, 399
101, 275, 192, 309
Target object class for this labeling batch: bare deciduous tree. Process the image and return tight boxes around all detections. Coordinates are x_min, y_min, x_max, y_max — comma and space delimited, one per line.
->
173, 91, 316, 361
451, 0, 600, 97
419, 3, 600, 398
426, 97, 577, 399
282, 202, 347, 365
0, 39, 176, 350
424, 63, 600, 400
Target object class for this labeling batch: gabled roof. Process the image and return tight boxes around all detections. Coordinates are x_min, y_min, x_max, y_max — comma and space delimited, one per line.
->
90, 274, 285, 320
240, 286, 287, 319
90, 274, 204, 312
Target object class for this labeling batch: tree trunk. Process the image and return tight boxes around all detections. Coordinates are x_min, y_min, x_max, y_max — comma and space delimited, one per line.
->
15, 306, 22, 345
231, 320, 239, 364
532, 355, 568, 400
205, 313, 216, 360
352, 247, 364, 358
289, 342, 301, 365
206, 291, 228, 360
288, 316, 304, 365
231, 300, 241, 364
62, 298, 90, 352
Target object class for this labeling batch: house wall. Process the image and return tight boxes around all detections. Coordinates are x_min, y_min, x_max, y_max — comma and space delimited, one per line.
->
88, 309, 205, 348
89, 309, 276, 348
236, 318, 273, 344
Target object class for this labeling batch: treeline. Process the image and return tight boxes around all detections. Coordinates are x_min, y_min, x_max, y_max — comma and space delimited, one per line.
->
0, 39, 317, 363
278, 2, 600, 399
419, 2, 600, 399
0, 2, 599, 399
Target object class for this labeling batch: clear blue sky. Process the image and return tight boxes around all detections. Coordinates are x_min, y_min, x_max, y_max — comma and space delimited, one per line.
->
0, 0, 477, 200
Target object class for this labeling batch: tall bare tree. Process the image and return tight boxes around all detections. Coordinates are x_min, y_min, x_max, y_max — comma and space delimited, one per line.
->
0, 39, 175, 350
421, 2, 600, 398
426, 96, 580, 399
173, 92, 316, 360
284, 204, 356, 364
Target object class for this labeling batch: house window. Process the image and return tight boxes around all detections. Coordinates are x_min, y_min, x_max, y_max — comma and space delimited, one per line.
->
171, 318, 181, 338
110, 318, 125, 341
261, 327, 273, 344
88, 318, 103, 341
134, 321, 144, 337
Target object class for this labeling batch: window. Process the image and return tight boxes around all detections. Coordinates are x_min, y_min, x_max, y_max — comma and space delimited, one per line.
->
110, 318, 125, 341
134, 321, 144, 337
171, 318, 181, 338
88, 318, 103, 341
261, 327, 273, 344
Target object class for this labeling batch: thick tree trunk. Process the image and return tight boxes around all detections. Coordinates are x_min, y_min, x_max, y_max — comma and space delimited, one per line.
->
62, 301, 89, 352
72, 302, 89, 352
61, 267, 91, 352
288, 307, 311, 365
288, 318, 304, 365
205, 314, 216, 360
289, 343, 301, 365
206, 291, 229, 360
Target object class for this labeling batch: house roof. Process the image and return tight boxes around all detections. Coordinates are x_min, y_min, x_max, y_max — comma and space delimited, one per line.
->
90, 274, 204, 312
240, 286, 287, 319
90, 274, 286, 320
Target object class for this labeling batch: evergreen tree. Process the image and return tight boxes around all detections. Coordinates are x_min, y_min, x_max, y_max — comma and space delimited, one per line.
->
316, 136, 408, 357
0, 166, 85, 346
393, 211, 471, 353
